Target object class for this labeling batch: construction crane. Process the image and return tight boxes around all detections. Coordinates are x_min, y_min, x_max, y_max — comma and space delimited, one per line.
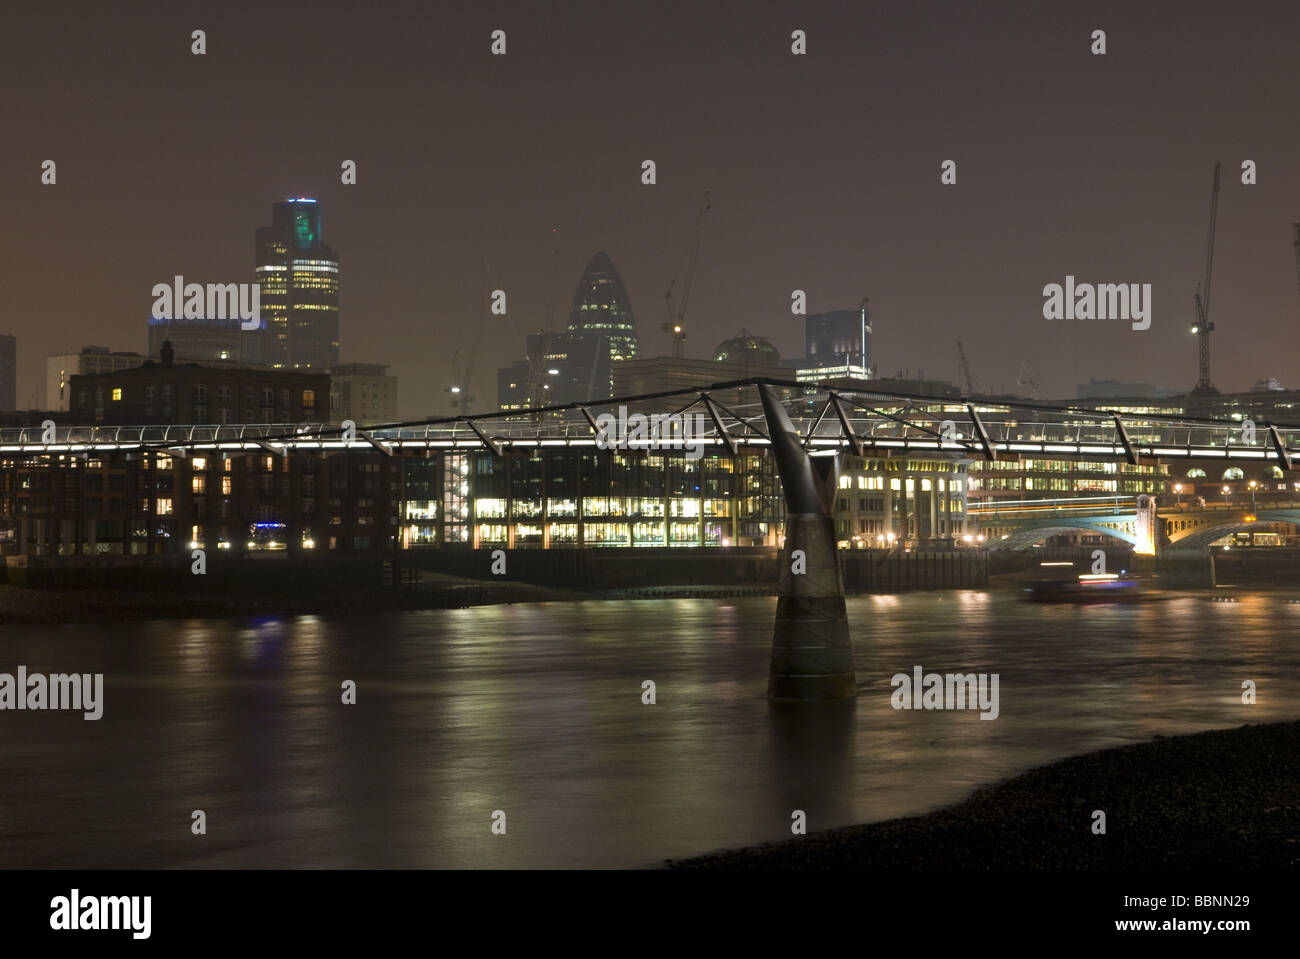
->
445, 261, 493, 415
1016, 362, 1040, 400
1190, 162, 1221, 396
956, 341, 975, 395
663, 191, 711, 360
445, 348, 476, 416
1291, 222, 1300, 306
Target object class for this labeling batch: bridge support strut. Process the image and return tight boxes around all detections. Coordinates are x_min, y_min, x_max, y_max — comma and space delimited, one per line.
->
758, 385, 857, 702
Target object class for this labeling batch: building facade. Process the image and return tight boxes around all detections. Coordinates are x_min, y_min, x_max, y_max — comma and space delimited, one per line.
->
255, 198, 340, 370
613, 356, 789, 398
803, 306, 872, 378
567, 252, 637, 391
46, 346, 147, 411
1, 441, 974, 559
147, 315, 262, 367
69, 342, 327, 426
0, 334, 16, 412
330, 363, 397, 425
0, 447, 403, 558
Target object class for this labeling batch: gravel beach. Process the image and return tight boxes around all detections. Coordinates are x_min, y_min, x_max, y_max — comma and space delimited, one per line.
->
669, 720, 1300, 869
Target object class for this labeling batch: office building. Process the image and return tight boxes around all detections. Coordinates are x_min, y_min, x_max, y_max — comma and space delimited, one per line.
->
803, 306, 872, 378
0, 334, 16, 412
45, 346, 147, 411
330, 363, 398, 425
147, 315, 263, 367
255, 198, 340, 370
567, 252, 637, 391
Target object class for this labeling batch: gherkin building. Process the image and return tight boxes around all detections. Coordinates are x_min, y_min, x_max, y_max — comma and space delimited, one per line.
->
567, 252, 638, 376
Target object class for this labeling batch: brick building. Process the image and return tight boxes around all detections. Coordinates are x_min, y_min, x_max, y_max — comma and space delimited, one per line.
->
69, 341, 328, 426
2, 343, 407, 557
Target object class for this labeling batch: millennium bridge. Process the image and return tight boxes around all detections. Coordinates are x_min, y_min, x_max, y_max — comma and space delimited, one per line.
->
5, 378, 1298, 467
7, 379, 1298, 702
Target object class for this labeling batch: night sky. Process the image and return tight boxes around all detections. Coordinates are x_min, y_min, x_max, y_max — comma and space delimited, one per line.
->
4, 0, 1300, 418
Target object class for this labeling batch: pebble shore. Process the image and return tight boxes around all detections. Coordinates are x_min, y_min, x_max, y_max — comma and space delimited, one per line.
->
668, 720, 1300, 869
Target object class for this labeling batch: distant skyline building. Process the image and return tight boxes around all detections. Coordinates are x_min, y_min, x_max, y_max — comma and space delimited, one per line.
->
255, 198, 340, 371
46, 346, 147, 411
1075, 379, 1177, 402
330, 362, 397, 425
567, 252, 637, 391
147, 315, 262, 367
803, 306, 872, 379
0, 334, 15, 412
613, 355, 789, 402
712, 330, 782, 368
497, 331, 612, 410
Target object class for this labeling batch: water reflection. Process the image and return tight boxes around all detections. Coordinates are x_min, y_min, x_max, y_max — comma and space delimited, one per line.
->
0, 591, 1295, 868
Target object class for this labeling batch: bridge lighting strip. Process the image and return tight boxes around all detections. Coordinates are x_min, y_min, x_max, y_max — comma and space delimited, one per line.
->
6, 438, 1300, 461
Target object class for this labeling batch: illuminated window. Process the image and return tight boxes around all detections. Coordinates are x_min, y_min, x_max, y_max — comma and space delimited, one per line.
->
111, 388, 123, 401
192, 457, 206, 471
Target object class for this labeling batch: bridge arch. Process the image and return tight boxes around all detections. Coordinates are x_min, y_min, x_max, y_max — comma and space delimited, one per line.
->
987, 521, 1138, 551
1166, 509, 1300, 550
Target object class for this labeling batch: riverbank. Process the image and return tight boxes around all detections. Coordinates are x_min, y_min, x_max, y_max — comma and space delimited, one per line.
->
0, 577, 591, 625
667, 719, 1300, 869
0, 572, 795, 624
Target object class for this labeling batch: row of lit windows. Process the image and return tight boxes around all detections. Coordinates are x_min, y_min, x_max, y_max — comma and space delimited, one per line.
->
838, 475, 964, 492
474, 521, 721, 544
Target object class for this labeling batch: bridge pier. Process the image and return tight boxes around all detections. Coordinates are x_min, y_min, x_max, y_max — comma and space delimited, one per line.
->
758, 385, 856, 702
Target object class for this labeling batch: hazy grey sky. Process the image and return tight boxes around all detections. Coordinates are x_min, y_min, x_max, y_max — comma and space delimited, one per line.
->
4, 0, 1299, 416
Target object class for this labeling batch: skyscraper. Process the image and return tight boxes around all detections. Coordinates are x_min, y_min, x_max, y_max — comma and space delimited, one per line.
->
567, 252, 637, 392
255, 198, 340, 370
0, 334, 15, 412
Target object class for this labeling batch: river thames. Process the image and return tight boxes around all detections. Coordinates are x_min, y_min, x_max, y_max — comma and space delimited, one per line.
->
1, 590, 1295, 868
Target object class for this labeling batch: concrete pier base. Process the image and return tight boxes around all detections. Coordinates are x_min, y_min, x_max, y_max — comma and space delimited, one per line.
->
756, 382, 857, 702
769, 513, 857, 701
1157, 550, 1217, 589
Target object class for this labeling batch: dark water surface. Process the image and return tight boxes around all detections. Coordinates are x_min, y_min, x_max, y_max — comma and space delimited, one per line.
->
1, 591, 1295, 868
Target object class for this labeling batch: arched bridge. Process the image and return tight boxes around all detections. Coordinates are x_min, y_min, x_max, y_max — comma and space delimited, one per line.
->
987, 514, 1140, 549
983, 506, 1300, 550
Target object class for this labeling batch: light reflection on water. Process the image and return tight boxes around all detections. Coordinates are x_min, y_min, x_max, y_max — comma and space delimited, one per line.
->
0, 591, 1294, 868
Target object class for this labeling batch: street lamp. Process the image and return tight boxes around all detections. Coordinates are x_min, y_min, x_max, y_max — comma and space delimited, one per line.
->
1222, 485, 1231, 506
1173, 483, 1183, 507
1249, 480, 1258, 510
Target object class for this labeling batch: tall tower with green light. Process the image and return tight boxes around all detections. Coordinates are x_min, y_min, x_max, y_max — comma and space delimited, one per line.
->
255, 198, 340, 370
